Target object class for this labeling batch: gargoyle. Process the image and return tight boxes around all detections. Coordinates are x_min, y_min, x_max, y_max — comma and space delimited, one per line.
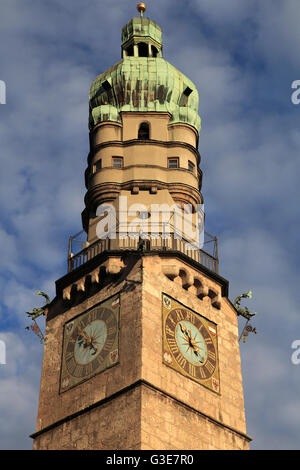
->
26, 291, 51, 344
26, 291, 50, 320
234, 290, 256, 321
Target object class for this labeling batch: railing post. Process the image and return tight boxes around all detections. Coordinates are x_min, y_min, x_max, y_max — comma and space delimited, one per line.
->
215, 236, 219, 273
215, 236, 219, 261
67, 236, 73, 272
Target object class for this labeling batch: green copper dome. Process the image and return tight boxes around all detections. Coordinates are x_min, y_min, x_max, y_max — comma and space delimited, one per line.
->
122, 17, 162, 49
89, 17, 201, 133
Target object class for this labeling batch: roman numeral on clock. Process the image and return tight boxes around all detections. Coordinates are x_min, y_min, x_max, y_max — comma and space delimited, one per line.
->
207, 350, 216, 361
204, 360, 215, 375
165, 325, 175, 337
168, 316, 176, 327
175, 309, 185, 321
106, 315, 116, 327
107, 326, 116, 335
91, 358, 101, 372
199, 366, 207, 379
205, 337, 213, 345
168, 338, 178, 354
88, 310, 98, 323
66, 357, 77, 376
77, 319, 87, 331
103, 339, 114, 351
73, 364, 85, 378
65, 351, 73, 361
185, 310, 195, 322
188, 363, 196, 377
175, 353, 187, 369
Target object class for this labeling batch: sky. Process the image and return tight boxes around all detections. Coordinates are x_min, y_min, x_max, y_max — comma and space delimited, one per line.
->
0, 0, 299, 450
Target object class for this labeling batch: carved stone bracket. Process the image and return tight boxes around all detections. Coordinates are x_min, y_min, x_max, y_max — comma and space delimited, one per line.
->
162, 264, 221, 310
62, 257, 125, 302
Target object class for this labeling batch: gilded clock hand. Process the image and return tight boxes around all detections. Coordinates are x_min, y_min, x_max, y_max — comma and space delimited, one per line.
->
193, 346, 205, 363
179, 322, 191, 339
78, 329, 98, 355
90, 342, 98, 355
77, 329, 89, 348
179, 322, 205, 363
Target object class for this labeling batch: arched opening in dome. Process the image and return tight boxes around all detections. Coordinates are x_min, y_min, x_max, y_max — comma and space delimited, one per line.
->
126, 44, 134, 57
138, 122, 150, 140
138, 42, 148, 57
179, 86, 193, 107
151, 45, 158, 58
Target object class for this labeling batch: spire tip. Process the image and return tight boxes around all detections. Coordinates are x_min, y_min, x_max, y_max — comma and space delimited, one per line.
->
137, 2, 146, 17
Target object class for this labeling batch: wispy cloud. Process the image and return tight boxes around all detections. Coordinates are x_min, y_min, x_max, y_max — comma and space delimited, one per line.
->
0, 0, 299, 449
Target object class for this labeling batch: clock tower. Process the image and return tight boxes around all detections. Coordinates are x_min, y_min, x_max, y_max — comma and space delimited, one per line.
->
32, 4, 251, 450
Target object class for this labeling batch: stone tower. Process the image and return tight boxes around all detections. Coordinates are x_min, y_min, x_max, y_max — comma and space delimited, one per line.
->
32, 5, 251, 450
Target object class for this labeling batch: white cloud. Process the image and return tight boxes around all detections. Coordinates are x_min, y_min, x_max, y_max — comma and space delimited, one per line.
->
0, 332, 43, 449
0, 0, 299, 450
192, 0, 257, 25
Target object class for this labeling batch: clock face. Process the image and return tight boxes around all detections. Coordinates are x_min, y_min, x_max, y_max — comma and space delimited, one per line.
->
162, 294, 220, 393
175, 320, 208, 365
60, 295, 120, 392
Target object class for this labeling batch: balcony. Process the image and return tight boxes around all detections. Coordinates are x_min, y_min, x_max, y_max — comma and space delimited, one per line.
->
67, 228, 219, 274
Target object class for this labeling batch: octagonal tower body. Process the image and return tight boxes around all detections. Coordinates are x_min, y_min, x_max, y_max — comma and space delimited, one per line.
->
82, 15, 203, 249
32, 11, 250, 451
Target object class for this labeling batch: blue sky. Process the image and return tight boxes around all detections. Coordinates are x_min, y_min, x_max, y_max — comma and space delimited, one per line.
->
0, 0, 300, 449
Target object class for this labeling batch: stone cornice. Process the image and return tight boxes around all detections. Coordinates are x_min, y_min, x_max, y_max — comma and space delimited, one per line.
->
30, 379, 252, 443
84, 180, 203, 211
88, 139, 201, 166
56, 250, 228, 298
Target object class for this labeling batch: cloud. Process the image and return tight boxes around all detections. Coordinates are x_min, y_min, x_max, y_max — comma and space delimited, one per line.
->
0, 0, 299, 450
0, 332, 43, 449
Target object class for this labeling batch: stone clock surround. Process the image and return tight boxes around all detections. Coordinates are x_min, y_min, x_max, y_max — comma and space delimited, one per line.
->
32, 251, 251, 450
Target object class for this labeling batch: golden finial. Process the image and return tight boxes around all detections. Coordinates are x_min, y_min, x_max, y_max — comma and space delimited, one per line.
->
137, 2, 146, 17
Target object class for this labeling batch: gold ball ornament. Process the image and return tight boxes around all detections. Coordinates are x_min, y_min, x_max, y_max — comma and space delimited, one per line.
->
137, 2, 146, 14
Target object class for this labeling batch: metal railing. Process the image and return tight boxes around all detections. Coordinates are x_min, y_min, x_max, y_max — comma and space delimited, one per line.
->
67, 228, 219, 274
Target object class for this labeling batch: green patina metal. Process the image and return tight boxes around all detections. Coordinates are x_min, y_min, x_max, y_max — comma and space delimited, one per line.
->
234, 290, 257, 344
26, 291, 51, 344
89, 17, 201, 133
122, 17, 162, 48
234, 290, 256, 321
26, 290, 50, 320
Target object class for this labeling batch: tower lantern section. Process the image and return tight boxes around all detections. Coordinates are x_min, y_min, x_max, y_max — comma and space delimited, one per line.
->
83, 14, 203, 250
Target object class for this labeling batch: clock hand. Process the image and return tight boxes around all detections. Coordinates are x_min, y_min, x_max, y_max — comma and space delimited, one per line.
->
90, 342, 98, 355
77, 330, 88, 347
78, 330, 97, 354
179, 323, 205, 363
179, 323, 192, 340
193, 346, 205, 363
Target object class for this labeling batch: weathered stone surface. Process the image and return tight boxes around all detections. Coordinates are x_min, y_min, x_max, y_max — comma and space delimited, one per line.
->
32, 254, 250, 450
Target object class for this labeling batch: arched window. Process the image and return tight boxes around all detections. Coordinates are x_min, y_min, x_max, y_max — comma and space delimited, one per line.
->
151, 45, 158, 58
138, 122, 150, 140
179, 86, 193, 106
126, 44, 134, 57
138, 42, 148, 57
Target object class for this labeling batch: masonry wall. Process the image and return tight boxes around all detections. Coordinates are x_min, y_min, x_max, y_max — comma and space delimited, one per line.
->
33, 257, 143, 436
32, 253, 250, 450
33, 385, 142, 450
140, 255, 249, 447
141, 384, 249, 450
